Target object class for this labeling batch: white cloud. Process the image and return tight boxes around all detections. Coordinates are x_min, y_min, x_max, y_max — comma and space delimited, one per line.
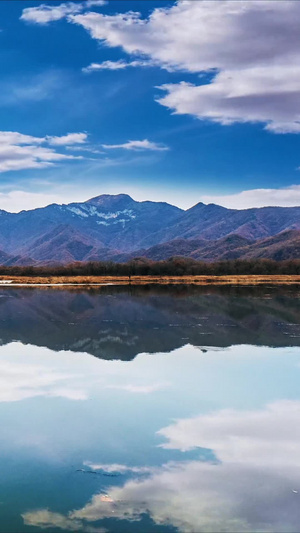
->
71, 1, 298, 73
0, 130, 87, 173
102, 139, 169, 151
0, 145, 76, 173
47, 132, 88, 146
21, 1, 106, 25
199, 185, 300, 209
156, 67, 300, 132
21, 1, 300, 132
65, 1, 300, 133
83, 59, 154, 73
85, 0, 106, 7
0, 132, 43, 145
21, 3, 82, 24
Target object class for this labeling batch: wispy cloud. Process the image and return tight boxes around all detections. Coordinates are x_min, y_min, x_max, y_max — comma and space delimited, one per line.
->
83, 461, 152, 474
0, 356, 87, 402
105, 382, 170, 394
83, 59, 154, 73
0, 130, 88, 173
0, 71, 63, 106
102, 139, 169, 152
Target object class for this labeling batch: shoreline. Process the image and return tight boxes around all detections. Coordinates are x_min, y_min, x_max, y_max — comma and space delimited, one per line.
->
0, 275, 299, 286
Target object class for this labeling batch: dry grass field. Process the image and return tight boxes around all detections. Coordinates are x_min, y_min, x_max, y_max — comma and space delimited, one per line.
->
0, 275, 299, 286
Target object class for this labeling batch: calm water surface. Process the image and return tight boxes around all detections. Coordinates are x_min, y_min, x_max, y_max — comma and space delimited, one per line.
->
0, 285, 299, 533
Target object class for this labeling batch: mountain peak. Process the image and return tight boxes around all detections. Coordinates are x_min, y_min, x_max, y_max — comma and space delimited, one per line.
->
188, 201, 228, 212
85, 193, 135, 209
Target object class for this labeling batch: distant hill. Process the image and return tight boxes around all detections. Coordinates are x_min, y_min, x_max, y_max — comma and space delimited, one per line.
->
232, 229, 300, 261
111, 231, 300, 263
0, 194, 298, 264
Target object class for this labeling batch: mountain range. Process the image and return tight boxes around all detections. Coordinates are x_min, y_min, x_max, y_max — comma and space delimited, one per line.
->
0, 193, 299, 264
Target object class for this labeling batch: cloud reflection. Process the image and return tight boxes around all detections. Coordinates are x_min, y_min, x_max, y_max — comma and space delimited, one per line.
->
105, 382, 170, 394
0, 342, 171, 403
23, 509, 106, 533
22, 400, 300, 532
0, 358, 87, 402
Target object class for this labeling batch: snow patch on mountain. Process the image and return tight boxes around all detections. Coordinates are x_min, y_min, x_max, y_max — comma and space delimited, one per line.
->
97, 219, 127, 227
94, 208, 136, 220
67, 205, 137, 223
67, 207, 89, 218
67, 205, 136, 219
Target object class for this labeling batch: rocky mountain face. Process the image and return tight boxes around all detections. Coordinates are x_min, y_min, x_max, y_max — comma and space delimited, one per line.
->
0, 194, 299, 264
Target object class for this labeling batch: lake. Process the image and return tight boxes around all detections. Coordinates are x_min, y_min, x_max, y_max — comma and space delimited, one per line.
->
0, 285, 300, 533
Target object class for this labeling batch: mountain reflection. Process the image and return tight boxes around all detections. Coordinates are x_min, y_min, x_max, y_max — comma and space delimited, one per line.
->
0, 285, 299, 358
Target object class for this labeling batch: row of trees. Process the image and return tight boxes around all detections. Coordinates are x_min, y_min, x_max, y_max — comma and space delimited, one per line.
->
0, 257, 300, 276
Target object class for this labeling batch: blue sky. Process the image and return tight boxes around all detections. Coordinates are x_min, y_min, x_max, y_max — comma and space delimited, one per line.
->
0, 0, 299, 211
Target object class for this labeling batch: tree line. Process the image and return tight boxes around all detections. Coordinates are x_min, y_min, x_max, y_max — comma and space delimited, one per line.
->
0, 257, 300, 276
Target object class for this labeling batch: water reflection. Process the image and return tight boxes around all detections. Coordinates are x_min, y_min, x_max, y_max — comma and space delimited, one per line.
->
0, 285, 299, 358
0, 286, 298, 532
22, 399, 300, 532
